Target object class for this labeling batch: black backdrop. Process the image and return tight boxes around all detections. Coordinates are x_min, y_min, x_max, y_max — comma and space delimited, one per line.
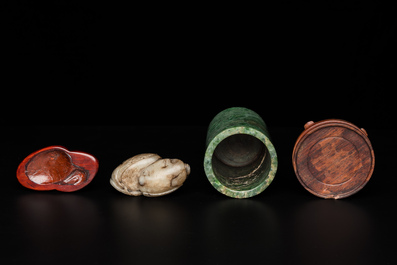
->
3, 2, 397, 265
4, 1, 396, 128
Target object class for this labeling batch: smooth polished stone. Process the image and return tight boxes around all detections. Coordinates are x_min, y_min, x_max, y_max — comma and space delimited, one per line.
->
204, 107, 278, 198
17, 146, 99, 192
110, 153, 190, 197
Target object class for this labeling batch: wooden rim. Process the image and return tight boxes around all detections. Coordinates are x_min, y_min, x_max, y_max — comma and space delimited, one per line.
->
292, 119, 375, 199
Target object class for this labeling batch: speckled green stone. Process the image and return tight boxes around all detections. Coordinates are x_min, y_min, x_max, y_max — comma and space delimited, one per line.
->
204, 107, 278, 198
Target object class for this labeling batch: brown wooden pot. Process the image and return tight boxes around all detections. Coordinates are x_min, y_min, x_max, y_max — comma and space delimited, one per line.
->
292, 119, 375, 199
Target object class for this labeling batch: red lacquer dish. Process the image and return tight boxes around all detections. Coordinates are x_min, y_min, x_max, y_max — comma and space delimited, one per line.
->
17, 146, 99, 192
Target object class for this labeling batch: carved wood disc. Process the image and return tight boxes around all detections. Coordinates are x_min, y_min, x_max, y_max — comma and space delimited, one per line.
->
292, 120, 375, 199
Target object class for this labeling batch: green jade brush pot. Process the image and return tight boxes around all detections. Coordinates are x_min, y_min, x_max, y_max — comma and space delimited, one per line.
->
204, 107, 278, 198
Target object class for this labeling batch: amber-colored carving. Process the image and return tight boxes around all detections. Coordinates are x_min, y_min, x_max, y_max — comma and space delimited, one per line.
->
17, 146, 98, 192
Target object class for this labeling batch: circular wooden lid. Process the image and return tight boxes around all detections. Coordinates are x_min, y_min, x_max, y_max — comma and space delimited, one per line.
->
292, 119, 375, 199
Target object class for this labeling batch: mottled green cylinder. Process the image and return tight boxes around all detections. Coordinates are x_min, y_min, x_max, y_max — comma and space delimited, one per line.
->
204, 107, 278, 198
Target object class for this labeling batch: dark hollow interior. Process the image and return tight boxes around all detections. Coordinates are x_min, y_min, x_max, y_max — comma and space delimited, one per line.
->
212, 134, 271, 191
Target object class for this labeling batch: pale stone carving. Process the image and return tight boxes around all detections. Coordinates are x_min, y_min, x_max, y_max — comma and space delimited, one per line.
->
110, 153, 190, 197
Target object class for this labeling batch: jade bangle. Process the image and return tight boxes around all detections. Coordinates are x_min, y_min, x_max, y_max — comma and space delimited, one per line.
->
204, 107, 278, 198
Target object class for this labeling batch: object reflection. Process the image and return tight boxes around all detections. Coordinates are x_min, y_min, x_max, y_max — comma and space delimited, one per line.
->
201, 198, 280, 263
109, 196, 190, 262
289, 199, 373, 265
16, 193, 102, 262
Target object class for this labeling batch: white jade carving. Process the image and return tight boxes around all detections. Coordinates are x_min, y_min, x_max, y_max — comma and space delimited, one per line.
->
110, 153, 190, 197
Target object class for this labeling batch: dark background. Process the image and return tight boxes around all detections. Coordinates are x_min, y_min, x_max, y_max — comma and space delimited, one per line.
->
2, 125, 397, 265
2, 1, 397, 265
3, 1, 396, 128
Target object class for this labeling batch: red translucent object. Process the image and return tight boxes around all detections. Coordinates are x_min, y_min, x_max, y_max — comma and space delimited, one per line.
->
17, 146, 99, 192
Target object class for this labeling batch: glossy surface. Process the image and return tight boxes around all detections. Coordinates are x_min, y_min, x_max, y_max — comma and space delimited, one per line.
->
293, 120, 375, 199
204, 107, 278, 198
2, 126, 396, 265
110, 153, 190, 197
17, 146, 98, 192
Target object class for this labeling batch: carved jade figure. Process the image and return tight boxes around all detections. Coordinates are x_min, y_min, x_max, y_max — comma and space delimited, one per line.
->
110, 153, 190, 197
